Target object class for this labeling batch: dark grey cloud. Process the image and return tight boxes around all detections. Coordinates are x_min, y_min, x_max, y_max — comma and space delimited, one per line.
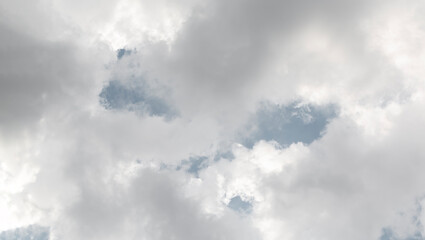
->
0, 23, 104, 139
0, 24, 63, 136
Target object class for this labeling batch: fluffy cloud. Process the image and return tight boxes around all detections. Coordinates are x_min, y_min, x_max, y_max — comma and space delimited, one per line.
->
1, 0, 425, 239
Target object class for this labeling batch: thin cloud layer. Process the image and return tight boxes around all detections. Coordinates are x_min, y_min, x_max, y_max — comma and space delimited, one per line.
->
1, 0, 425, 240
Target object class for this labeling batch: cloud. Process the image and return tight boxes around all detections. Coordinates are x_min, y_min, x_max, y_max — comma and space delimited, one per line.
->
1, 0, 425, 239
192, 96, 425, 240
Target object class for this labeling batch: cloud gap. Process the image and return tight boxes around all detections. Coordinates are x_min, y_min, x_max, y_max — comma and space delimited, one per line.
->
99, 79, 178, 119
241, 101, 338, 148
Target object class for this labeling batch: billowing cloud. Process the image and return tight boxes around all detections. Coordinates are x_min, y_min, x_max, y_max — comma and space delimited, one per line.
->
1, 0, 425, 239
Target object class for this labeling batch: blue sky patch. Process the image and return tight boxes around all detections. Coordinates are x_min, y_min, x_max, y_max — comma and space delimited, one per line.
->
0, 225, 49, 240
241, 102, 337, 148
213, 150, 235, 162
380, 227, 423, 240
176, 156, 209, 177
227, 196, 253, 214
99, 80, 177, 119
380, 200, 424, 240
116, 48, 132, 60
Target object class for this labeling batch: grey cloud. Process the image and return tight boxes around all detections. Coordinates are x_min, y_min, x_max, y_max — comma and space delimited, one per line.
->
0, 24, 64, 136
165, 0, 371, 101
130, 0, 394, 139
0, 23, 105, 139
59, 167, 261, 240
191, 99, 425, 240
2, 0, 425, 240
258, 102, 425, 239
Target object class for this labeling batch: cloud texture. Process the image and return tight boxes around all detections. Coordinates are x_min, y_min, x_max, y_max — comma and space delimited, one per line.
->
1, 0, 425, 239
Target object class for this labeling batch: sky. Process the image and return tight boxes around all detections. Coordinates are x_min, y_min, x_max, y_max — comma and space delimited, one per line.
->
1, 0, 425, 239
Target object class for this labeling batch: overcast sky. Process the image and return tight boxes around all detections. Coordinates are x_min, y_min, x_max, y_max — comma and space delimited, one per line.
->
1, 0, 425, 239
